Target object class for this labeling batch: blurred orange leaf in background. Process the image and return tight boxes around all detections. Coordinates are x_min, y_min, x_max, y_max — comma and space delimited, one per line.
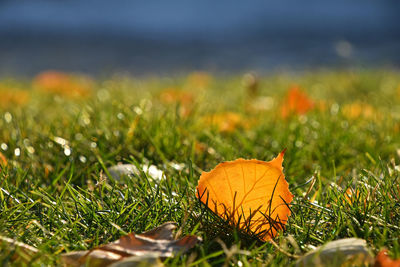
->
374, 249, 400, 267
202, 112, 244, 133
185, 72, 213, 90
196, 151, 293, 241
342, 101, 380, 120
0, 87, 30, 109
280, 86, 314, 118
0, 151, 7, 168
33, 71, 93, 98
159, 88, 194, 117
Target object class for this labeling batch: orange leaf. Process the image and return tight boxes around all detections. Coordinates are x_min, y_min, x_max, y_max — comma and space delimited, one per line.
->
342, 101, 380, 120
374, 249, 400, 267
185, 72, 213, 90
0, 151, 7, 168
202, 112, 244, 133
0, 89, 30, 108
280, 86, 314, 118
196, 151, 293, 241
33, 71, 93, 98
158, 88, 194, 117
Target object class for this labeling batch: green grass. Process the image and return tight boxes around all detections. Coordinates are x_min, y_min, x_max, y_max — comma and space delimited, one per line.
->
0, 70, 400, 266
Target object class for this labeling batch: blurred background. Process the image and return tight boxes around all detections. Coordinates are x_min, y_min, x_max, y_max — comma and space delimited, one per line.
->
0, 0, 399, 76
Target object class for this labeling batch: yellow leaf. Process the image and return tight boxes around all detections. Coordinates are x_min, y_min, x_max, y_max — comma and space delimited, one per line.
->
196, 151, 293, 241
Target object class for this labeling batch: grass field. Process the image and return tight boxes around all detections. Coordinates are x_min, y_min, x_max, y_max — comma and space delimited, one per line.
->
1, 70, 400, 266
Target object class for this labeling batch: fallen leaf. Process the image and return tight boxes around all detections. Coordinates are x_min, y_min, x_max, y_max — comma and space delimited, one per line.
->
62, 250, 123, 267
185, 72, 213, 90
33, 70, 93, 98
109, 255, 164, 267
342, 101, 381, 121
0, 151, 7, 168
296, 238, 373, 267
0, 89, 30, 108
202, 112, 244, 133
196, 151, 293, 241
158, 88, 194, 117
280, 86, 314, 118
374, 249, 400, 267
62, 222, 200, 267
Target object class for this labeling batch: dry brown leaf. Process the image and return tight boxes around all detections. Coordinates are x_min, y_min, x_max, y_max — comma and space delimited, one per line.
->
374, 249, 400, 267
62, 222, 200, 267
196, 151, 293, 241
296, 238, 373, 267
109, 255, 164, 267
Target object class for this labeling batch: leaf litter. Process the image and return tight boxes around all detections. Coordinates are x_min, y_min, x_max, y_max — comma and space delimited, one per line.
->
62, 222, 201, 266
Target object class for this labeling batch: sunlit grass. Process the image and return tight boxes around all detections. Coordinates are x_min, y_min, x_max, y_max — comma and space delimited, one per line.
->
0, 70, 400, 266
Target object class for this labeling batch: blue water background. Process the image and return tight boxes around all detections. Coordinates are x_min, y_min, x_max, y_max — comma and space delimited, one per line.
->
0, 0, 399, 75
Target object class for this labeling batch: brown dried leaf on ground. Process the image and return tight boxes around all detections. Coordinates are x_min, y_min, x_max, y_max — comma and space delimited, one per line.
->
62, 222, 201, 267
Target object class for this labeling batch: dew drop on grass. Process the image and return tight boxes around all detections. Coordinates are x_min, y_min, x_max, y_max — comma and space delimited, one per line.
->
331, 103, 339, 115
27, 146, 35, 154
1, 143, 8, 150
134, 106, 143, 115
311, 120, 320, 129
170, 162, 185, 171
75, 133, 83, 140
14, 148, 20, 156
4, 112, 12, 123
82, 117, 91, 125
79, 155, 87, 163
64, 147, 71, 156
272, 140, 279, 148
207, 147, 216, 155
295, 140, 303, 148
299, 115, 308, 124
117, 113, 125, 120
97, 89, 110, 101
54, 137, 69, 147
